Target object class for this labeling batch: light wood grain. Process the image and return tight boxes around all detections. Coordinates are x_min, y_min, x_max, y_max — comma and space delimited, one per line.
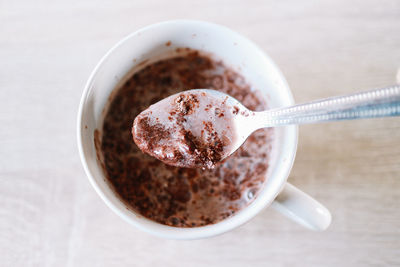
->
1, 0, 400, 266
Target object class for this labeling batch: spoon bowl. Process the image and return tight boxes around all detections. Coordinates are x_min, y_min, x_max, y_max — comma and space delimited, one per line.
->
132, 89, 248, 169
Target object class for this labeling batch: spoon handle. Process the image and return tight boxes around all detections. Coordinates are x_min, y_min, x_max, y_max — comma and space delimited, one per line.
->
258, 85, 400, 127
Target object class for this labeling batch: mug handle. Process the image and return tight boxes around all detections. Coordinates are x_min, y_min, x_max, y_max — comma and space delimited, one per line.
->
271, 183, 331, 231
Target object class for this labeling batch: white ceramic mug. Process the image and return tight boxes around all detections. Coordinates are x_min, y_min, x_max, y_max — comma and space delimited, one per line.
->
77, 20, 331, 239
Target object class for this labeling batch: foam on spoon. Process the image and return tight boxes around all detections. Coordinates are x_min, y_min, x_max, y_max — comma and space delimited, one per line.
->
132, 90, 240, 169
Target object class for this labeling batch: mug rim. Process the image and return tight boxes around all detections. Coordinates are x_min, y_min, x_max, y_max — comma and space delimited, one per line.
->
77, 19, 298, 239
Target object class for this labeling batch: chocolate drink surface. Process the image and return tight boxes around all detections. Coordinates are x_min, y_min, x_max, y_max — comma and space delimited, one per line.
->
96, 50, 273, 227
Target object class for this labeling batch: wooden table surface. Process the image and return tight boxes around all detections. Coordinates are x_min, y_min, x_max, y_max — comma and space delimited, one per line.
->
1, 0, 400, 266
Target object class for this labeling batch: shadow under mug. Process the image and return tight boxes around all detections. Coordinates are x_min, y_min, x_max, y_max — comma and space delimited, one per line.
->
77, 20, 331, 240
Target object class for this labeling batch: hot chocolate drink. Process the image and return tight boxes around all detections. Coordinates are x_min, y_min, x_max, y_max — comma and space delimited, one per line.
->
95, 50, 273, 227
